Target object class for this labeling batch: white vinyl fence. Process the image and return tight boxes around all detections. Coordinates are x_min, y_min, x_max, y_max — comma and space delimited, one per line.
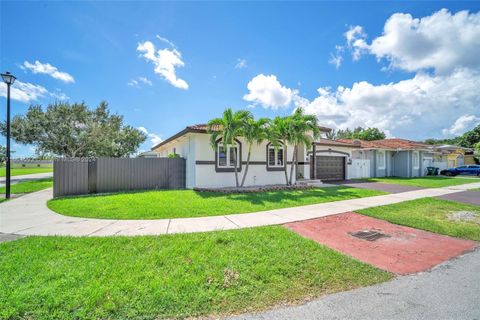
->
347, 159, 371, 179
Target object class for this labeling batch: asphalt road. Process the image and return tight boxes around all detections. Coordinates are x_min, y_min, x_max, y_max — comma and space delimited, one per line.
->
231, 248, 480, 320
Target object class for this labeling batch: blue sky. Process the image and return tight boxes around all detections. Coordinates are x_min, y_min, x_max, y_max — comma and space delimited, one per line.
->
1, 1, 480, 157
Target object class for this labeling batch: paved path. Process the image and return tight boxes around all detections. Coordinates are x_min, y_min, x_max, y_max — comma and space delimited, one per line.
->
231, 248, 480, 320
285, 212, 477, 274
1, 181, 479, 237
0, 172, 53, 186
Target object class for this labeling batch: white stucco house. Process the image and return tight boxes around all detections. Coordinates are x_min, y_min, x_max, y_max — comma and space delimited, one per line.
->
151, 124, 440, 189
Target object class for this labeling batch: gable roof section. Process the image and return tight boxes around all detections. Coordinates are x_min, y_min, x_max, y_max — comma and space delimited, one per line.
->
151, 123, 332, 150
336, 138, 431, 150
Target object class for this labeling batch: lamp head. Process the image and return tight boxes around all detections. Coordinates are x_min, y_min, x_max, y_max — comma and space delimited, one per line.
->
1, 72, 16, 85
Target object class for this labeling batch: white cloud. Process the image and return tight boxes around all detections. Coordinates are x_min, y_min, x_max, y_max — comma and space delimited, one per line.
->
302, 68, 480, 139
329, 52, 343, 69
235, 58, 247, 69
345, 26, 368, 60
0, 80, 68, 103
346, 9, 480, 74
442, 114, 480, 136
137, 40, 189, 89
138, 126, 163, 146
128, 76, 153, 88
156, 35, 176, 48
243, 74, 297, 110
22, 60, 75, 83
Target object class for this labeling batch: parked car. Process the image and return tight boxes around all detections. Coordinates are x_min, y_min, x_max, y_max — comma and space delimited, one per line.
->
440, 165, 480, 176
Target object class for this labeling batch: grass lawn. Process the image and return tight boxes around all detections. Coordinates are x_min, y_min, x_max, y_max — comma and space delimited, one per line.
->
0, 178, 52, 194
0, 167, 52, 177
47, 186, 386, 220
358, 198, 480, 241
0, 227, 391, 319
359, 176, 477, 188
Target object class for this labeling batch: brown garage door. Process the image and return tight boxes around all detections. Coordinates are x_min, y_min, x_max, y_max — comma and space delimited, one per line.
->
315, 156, 345, 180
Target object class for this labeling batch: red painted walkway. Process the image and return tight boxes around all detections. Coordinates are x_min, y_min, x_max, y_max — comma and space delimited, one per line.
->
285, 212, 477, 274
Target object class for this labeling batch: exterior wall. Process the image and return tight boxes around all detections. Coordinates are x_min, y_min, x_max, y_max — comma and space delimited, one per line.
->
194, 134, 295, 188
153, 134, 196, 188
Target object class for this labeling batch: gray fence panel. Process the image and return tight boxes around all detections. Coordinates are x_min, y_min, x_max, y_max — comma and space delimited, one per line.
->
53, 159, 89, 197
54, 157, 186, 197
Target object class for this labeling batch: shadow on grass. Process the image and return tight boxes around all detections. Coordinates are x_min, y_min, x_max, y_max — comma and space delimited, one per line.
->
53, 186, 372, 208
195, 186, 370, 206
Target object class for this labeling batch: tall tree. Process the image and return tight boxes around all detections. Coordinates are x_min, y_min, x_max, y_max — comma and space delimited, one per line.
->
457, 124, 480, 149
267, 116, 292, 185
288, 108, 321, 185
336, 127, 386, 141
207, 108, 252, 187
240, 117, 270, 187
0, 101, 146, 158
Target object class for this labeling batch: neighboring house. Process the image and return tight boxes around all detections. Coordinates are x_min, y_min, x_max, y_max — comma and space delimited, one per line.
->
432, 145, 475, 168
137, 151, 162, 158
337, 138, 438, 179
151, 124, 334, 188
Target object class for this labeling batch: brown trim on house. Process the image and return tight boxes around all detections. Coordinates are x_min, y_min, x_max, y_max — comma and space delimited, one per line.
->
197, 161, 266, 165
266, 142, 287, 172
214, 138, 242, 173
195, 160, 310, 166
196, 160, 215, 165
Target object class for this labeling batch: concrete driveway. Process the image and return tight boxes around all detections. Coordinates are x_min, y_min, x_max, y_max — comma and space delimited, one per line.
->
332, 180, 424, 193
231, 248, 480, 320
438, 190, 480, 206
285, 212, 477, 274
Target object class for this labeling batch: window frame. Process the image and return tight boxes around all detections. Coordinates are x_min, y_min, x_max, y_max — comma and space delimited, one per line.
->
376, 150, 386, 170
266, 142, 286, 171
215, 139, 242, 172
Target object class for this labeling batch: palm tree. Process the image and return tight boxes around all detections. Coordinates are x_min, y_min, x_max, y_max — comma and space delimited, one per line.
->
207, 108, 252, 187
325, 129, 337, 140
240, 117, 270, 187
267, 116, 293, 185
288, 108, 321, 185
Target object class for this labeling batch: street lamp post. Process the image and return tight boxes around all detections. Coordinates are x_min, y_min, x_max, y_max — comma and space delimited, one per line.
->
1, 72, 16, 199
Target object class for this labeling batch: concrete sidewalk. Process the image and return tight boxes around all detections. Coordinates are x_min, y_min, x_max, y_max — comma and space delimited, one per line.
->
1, 181, 480, 237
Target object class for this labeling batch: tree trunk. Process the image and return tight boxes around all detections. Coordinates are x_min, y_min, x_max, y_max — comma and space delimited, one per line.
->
295, 146, 298, 184
241, 144, 252, 187
232, 146, 239, 187
283, 164, 289, 185
289, 144, 297, 185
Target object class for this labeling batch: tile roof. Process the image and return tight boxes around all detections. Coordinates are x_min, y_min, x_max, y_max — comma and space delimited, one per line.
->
314, 139, 362, 148
336, 138, 431, 150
